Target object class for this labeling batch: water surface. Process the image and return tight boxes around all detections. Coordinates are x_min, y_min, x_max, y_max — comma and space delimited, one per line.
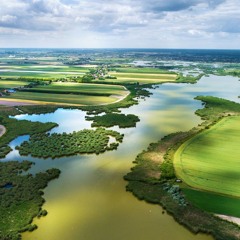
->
8, 75, 239, 240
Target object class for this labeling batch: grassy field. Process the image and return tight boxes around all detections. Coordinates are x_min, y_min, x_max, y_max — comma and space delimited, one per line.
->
174, 116, 240, 197
0, 65, 89, 72
26, 82, 127, 95
183, 188, 240, 217
0, 65, 88, 79
108, 71, 177, 84
1, 82, 128, 106
0, 79, 28, 88
3, 92, 121, 106
0, 71, 73, 78
113, 67, 175, 74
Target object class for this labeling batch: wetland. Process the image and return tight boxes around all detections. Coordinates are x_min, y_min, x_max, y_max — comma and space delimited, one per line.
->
0, 49, 240, 240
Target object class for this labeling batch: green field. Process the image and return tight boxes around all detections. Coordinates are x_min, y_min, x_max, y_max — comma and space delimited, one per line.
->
0, 65, 88, 78
108, 71, 177, 84
1, 82, 128, 106
0, 71, 73, 78
0, 65, 89, 72
0, 79, 28, 88
113, 67, 175, 74
174, 116, 240, 197
3, 92, 121, 106
26, 82, 127, 95
183, 188, 240, 217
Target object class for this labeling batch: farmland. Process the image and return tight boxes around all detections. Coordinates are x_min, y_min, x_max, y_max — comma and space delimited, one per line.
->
3, 91, 122, 106
174, 116, 240, 197
1, 82, 129, 106
107, 71, 177, 84
0, 65, 88, 79
23, 82, 127, 96
0, 79, 28, 89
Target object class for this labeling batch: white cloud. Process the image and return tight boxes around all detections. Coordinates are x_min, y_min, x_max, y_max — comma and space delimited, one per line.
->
0, 0, 239, 48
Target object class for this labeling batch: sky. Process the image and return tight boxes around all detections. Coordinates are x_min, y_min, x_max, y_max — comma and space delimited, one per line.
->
0, 0, 239, 49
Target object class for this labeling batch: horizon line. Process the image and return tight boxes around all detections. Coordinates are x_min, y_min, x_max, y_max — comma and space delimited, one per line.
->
0, 47, 240, 51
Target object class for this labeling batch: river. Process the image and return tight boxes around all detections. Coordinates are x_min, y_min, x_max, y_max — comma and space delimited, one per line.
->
5, 75, 239, 240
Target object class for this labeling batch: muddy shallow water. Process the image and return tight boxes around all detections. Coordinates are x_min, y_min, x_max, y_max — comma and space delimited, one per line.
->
6, 75, 239, 240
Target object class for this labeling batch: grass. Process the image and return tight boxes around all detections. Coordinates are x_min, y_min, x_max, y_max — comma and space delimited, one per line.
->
113, 67, 176, 74
3, 91, 122, 106
0, 65, 89, 79
0, 65, 89, 72
0, 79, 28, 89
1, 82, 128, 106
183, 188, 240, 218
25, 82, 127, 96
107, 71, 177, 84
174, 116, 240, 197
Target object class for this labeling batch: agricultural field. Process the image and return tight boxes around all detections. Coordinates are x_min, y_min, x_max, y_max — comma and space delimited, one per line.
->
107, 70, 177, 84
2, 91, 123, 106
0, 79, 28, 89
24, 82, 127, 96
174, 115, 240, 197
183, 188, 240, 217
0, 64, 88, 79
1, 82, 128, 106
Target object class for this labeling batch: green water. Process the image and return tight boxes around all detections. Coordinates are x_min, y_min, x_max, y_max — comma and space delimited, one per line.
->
7, 75, 239, 240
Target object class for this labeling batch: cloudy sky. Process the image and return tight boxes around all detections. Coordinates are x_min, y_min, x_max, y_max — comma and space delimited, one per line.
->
0, 0, 239, 49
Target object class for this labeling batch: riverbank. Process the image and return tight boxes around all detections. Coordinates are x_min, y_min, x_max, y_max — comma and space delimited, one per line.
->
124, 96, 240, 240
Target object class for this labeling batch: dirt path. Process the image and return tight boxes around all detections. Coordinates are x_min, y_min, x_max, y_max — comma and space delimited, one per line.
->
0, 125, 6, 137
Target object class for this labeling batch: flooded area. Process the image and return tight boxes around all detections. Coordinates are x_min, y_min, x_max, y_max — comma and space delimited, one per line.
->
6, 75, 239, 240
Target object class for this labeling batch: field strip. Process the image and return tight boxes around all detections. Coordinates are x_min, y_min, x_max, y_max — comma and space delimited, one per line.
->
174, 116, 240, 197
0, 70, 85, 75
111, 72, 177, 77
116, 77, 176, 81
0, 87, 130, 107
0, 98, 85, 106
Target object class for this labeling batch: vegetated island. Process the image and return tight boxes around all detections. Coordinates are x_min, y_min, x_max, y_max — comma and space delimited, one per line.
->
16, 128, 124, 158
0, 161, 60, 240
124, 96, 240, 240
0, 115, 57, 158
86, 113, 140, 128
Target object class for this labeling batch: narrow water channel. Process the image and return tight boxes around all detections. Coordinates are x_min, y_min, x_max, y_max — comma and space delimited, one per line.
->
7, 75, 239, 240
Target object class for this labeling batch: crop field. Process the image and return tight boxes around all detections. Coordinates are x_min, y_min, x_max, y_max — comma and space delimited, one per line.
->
26, 82, 127, 96
174, 116, 240, 197
113, 67, 174, 74
0, 65, 88, 78
3, 91, 123, 106
0, 71, 75, 79
108, 71, 177, 84
183, 188, 240, 217
0, 79, 28, 88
